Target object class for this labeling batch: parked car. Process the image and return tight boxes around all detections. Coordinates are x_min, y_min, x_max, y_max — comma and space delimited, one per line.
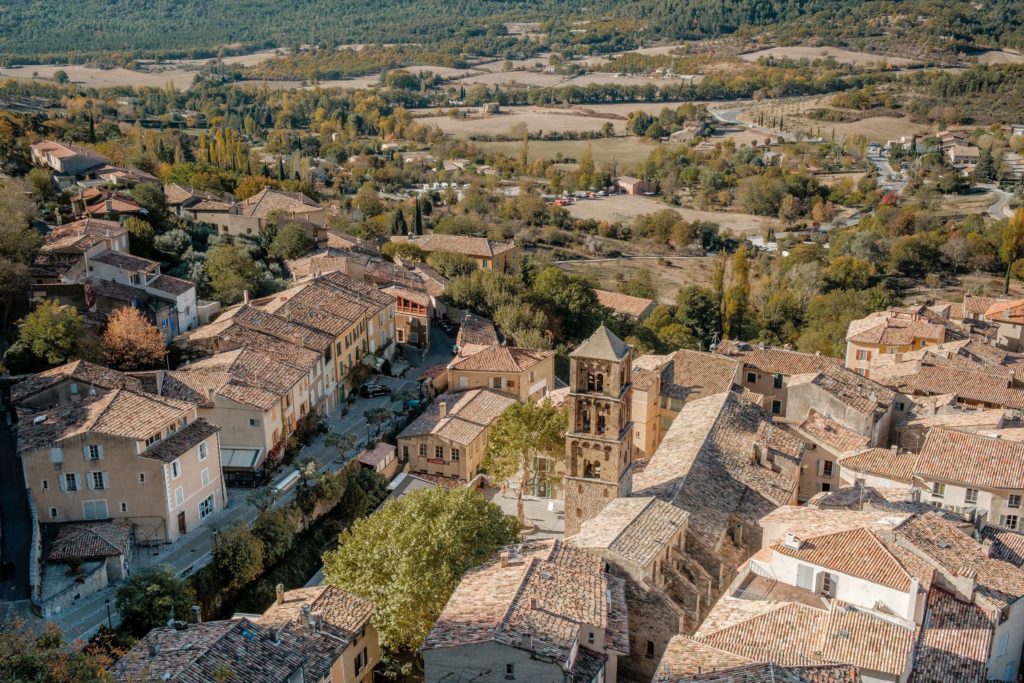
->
360, 383, 392, 398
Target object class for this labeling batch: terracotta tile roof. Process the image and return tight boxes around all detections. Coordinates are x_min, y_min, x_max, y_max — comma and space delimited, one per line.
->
910, 365, 1024, 409
657, 662, 862, 683
88, 277, 151, 304
31, 250, 84, 278
217, 325, 321, 372
846, 311, 947, 346
381, 284, 431, 307
32, 140, 107, 161
254, 271, 393, 340
231, 303, 334, 351
423, 539, 629, 671
658, 350, 740, 402
90, 249, 159, 273
694, 600, 914, 677
594, 289, 655, 317
397, 233, 516, 258
17, 388, 193, 454
894, 513, 1024, 611
633, 391, 799, 550
141, 418, 219, 463
163, 183, 229, 207
653, 636, 753, 681
838, 448, 918, 484
11, 360, 142, 403
772, 527, 917, 591
916, 427, 1024, 489
237, 187, 321, 218
570, 324, 630, 361
631, 366, 659, 391
980, 525, 1024, 567
358, 442, 396, 469
448, 345, 553, 373
149, 274, 195, 297
46, 217, 124, 244
258, 586, 372, 639
910, 588, 992, 683
47, 521, 131, 562
84, 194, 143, 215
183, 348, 305, 410
759, 506, 913, 546
570, 496, 689, 568
797, 410, 870, 453
399, 388, 516, 447
456, 312, 500, 350
112, 617, 344, 683
788, 367, 895, 418
985, 299, 1024, 324
901, 409, 1005, 433
716, 342, 843, 376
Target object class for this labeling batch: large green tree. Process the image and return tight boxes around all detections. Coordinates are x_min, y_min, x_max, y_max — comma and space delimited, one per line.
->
323, 488, 519, 652
115, 565, 197, 637
268, 222, 315, 260
484, 400, 568, 526
212, 525, 265, 591
206, 243, 260, 303
18, 300, 82, 367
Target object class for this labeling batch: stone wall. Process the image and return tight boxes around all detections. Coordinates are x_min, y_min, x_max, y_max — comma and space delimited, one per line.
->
618, 571, 686, 682
564, 476, 622, 536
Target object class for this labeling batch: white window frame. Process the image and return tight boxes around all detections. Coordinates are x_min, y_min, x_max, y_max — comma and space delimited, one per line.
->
965, 488, 979, 504
932, 482, 945, 498
198, 442, 208, 461
174, 486, 184, 506
201, 468, 210, 486
171, 460, 181, 479
199, 494, 215, 520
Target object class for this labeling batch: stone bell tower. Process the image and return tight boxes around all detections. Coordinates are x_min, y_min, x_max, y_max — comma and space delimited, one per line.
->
564, 325, 634, 536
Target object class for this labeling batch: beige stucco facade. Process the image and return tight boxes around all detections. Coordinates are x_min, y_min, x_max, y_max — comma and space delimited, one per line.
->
22, 411, 226, 544
448, 356, 556, 403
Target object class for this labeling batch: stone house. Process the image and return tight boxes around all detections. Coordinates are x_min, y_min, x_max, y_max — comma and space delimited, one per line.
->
397, 388, 516, 485
447, 345, 556, 402
17, 384, 225, 544
422, 539, 629, 683
113, 585, 378, 683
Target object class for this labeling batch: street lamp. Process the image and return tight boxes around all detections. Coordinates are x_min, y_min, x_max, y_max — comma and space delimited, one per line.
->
105, 598, 113, 630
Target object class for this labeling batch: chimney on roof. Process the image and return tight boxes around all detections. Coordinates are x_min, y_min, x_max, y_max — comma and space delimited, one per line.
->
268, 626, 282, 644
438, 401, 448, 418
243, 289, 250, 304
982, 538, 995, 558
783, 532, 801, 550
300, 604, 313, 629
190, 605, 201, 624
521, 633, 533, 651
529, 596, 538, 610
276, 583, 285, 605
890, 445, 899, 456
147, 643, 160, 658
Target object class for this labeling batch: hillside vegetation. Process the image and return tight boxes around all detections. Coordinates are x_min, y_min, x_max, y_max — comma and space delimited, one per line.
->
2, 0, 1023, 63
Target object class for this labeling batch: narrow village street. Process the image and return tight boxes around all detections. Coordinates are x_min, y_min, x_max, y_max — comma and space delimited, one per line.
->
49, 326, 454, 642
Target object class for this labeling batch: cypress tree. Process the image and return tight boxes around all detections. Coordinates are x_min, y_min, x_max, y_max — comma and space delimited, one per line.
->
412, 199, 423, 236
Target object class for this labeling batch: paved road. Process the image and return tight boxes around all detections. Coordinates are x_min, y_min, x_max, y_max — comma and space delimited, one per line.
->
707, 106, 797, 143
980, 184, 1014, 219
866, 149, 906, 195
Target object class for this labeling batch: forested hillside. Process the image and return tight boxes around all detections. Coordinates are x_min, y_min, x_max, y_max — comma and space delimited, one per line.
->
2, 0, 1022, 62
